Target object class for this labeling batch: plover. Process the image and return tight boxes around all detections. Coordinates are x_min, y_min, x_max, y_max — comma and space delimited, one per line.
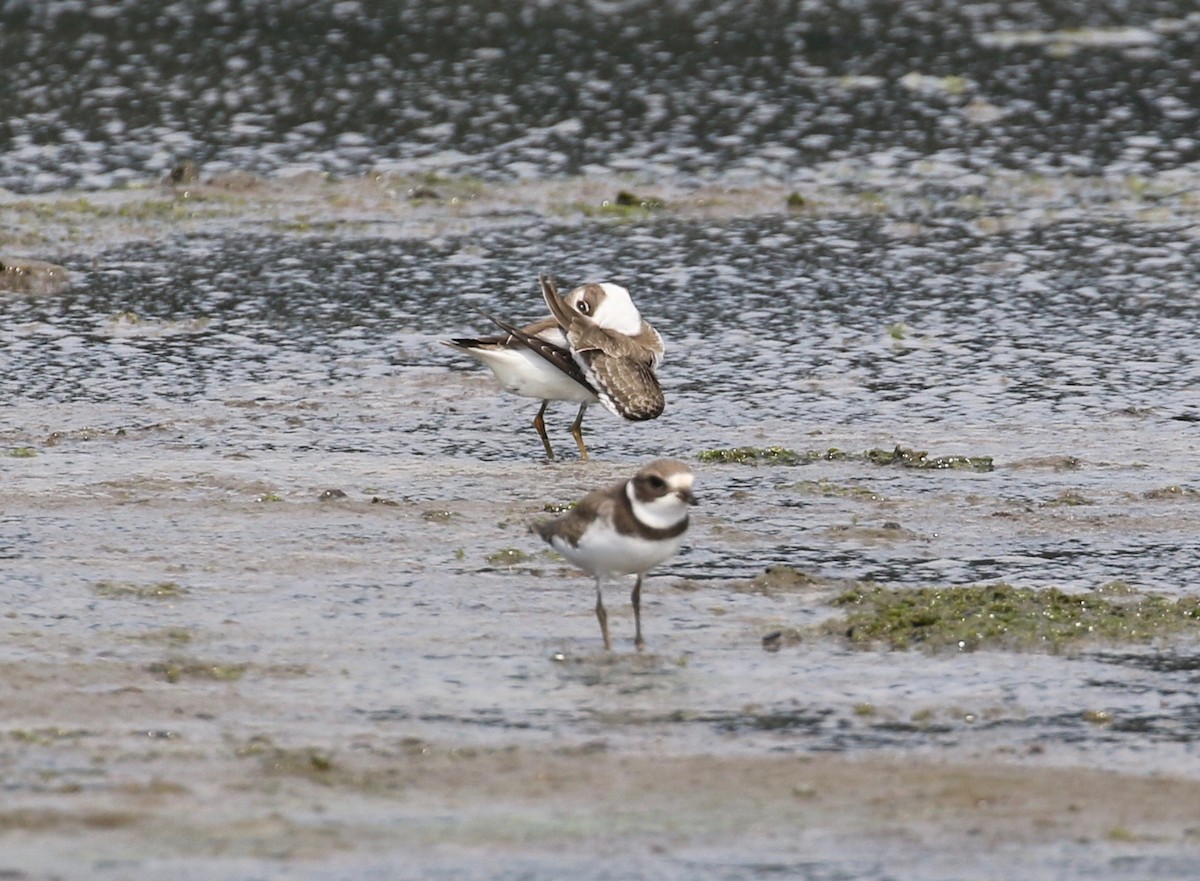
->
444, 275, 664, 460
532, 459, 696, 650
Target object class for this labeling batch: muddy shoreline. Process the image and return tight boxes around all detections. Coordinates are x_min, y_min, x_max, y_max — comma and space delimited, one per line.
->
1, 643, 1199, 878
3, 401, 1200, 877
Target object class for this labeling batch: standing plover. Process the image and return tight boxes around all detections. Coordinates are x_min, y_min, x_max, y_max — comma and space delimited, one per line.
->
532, 459, 696, 650
444, 275, 664, 460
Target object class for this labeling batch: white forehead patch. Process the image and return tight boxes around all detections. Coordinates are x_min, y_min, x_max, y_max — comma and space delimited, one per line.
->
666, 471, 694, 493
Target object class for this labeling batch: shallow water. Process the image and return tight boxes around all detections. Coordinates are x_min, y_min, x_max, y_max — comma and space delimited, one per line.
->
5, 215, 1200, 784
2, 0, 1199, 190
6, 205, 1200, 877
6, 216, 1200, 595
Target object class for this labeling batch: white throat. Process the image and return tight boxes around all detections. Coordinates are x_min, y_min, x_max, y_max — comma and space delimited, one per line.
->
626, 482, 688, 531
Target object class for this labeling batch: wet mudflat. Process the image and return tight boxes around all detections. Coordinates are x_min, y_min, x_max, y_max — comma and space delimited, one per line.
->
4, 0, 1200, 878
3, 169, 1200, 879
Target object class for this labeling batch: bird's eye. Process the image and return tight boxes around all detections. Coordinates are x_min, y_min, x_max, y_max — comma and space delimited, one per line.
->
646, 475, 666, 490
577, 300, 591, 315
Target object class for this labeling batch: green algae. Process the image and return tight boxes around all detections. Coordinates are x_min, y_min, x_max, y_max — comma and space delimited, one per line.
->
899, 73, 972, 96
486, 547, 534, 567
1010, 455, 1083, 471
261, 746, 336, 777
234, 735, 409, 793
1045, 490, 1094, 506
862, 446, 993, 471
787, 478, 884, 501
1105, 826, 1140, 842
697, 446, 807, 465
827, 583, 1200, 653
611, 189, 665, 210
698, 444, 993, 471
271, 217, 346, 233
825, 521, 915, 542
94, 580, 187, 600
588, 189, 667, 218
11, 194, 216, 224
147, 657, 247, 683
389, 171, 487, 200
131, 627, 194, 645
9, 727, 93, 744
0, 808, 139, 832
1143, 485, 1199, 500
6, 447, 36, 458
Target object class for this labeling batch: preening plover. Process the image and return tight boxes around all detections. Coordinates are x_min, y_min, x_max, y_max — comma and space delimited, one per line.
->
532, 459, 696, 650
444, 275, 664, 460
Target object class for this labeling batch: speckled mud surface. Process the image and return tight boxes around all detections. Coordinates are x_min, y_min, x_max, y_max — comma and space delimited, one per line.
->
3, 171, 1200, 879
4, 1, 1200, 878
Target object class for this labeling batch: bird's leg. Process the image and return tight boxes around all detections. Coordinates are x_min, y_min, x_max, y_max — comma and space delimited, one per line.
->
532, 400, 555, 460
595, 577, 611, 650
570, 403, 589, 461
631, 574, 645, 651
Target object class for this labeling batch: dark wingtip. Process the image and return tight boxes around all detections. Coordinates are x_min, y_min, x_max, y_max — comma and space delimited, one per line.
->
627, 404, 666, 422
612, 395, 666, 422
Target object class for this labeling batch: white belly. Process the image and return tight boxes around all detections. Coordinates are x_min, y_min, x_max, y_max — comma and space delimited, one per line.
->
467, 346, 596, 403
552, 523, 685, 579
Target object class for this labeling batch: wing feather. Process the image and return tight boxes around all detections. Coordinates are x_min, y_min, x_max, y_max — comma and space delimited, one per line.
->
579, 352, 664, 420
536, 274, 667, 421
532, 486, 617, 547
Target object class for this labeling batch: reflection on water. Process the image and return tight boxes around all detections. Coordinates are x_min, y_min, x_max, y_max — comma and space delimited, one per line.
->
1, 1, 1198, 190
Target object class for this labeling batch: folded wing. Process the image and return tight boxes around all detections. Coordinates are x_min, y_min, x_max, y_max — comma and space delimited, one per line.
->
539, 274, 665, 421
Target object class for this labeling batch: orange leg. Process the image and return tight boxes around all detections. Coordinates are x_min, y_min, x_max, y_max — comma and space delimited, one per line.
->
631, 574, 645, 651
570, 403, 589, 461
532, 400, 555, 460
595, 578, 611, 650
